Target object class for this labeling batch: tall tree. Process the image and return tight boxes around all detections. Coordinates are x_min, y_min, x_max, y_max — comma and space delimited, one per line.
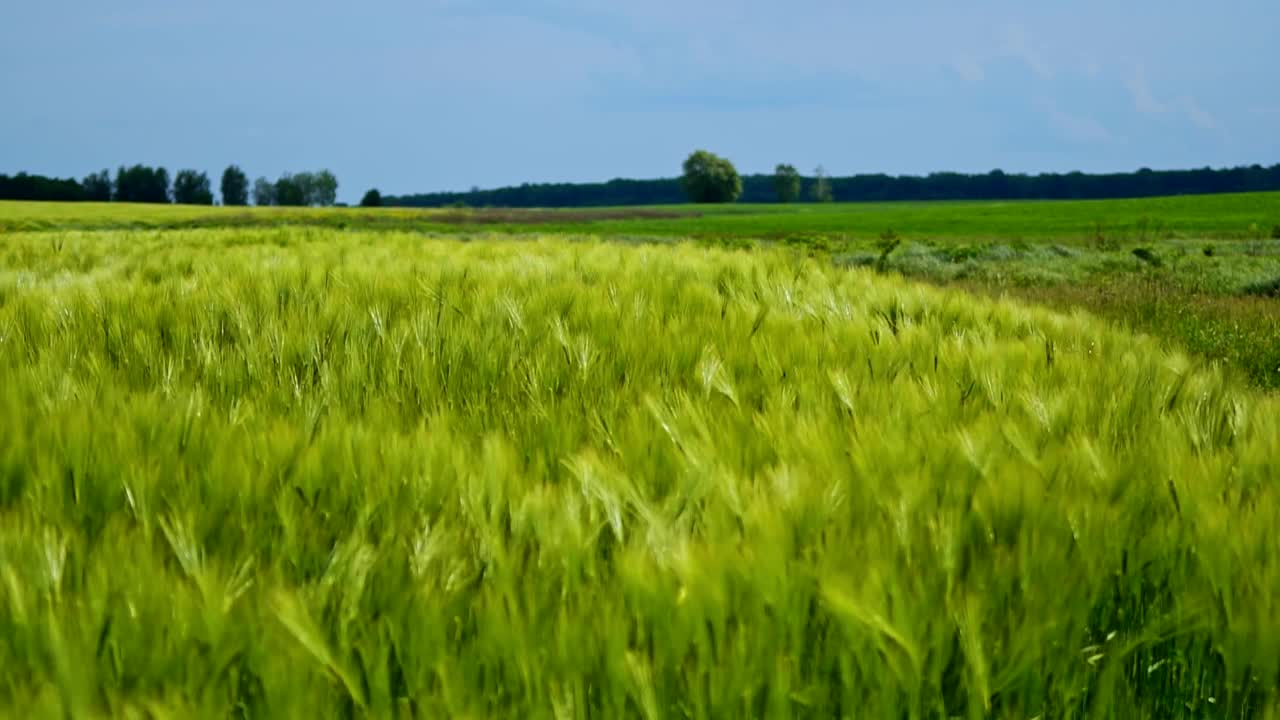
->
773, 164, 801, 203
252, 177, 276, 206
810, 165, 833, 203
680, 150, 742, 203
220, 165, 249, 206
113, 166, 129, 202
274, 174, 307, 207
360, 188, 383, 207
156, 168, 171, 203
173, 170, 214, 205
114, 165, 171, 203
312, 170, 339, 206
292, 172, 317, 206
82, 170, 113, 202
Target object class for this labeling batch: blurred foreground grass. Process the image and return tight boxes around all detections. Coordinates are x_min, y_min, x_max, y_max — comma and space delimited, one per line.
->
0, 228, 1278, 716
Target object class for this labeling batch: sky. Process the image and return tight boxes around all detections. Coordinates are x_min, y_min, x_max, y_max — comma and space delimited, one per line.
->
3, 0, 1278, 203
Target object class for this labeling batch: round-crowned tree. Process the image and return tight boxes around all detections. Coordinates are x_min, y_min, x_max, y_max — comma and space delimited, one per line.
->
220, 165, 249, 206
360, 188, 383, 207
680, 150, 742, 203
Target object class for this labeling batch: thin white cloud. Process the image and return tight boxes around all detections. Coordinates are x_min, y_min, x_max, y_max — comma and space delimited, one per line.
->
1126, 65, 1168, 114
938, 24, 1051, 83
1003, 24, 1051, 78
951, 56, 985, 83
1179, 97, 1216, 129
389, 12, 640, 98
1080, 54, 1101, 78
1045, 105, 1113, 144
1125, 64, 1217, 130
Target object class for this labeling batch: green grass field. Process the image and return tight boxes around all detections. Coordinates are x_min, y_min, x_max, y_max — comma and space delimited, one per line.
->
1, 199, 1280, 717
3, 191, 1278, 242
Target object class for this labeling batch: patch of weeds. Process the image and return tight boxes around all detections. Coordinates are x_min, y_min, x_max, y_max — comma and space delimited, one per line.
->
1132, 247, 1163, 268
1244, 241, 1271, 258
1093, 220, 1119, 251
979, 245, 1021, 263
1135, 215, 1151, 243
939, 245, 983, 263
1243, 276, 1280, 298
832, 252, 878, 269
875, 236, 902, 272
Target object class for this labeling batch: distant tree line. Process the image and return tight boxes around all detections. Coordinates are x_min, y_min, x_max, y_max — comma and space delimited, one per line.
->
0, 166, 341, 206
386, 163, 1280, 208
6, 161, 1280, 208
0, 173, 85, 202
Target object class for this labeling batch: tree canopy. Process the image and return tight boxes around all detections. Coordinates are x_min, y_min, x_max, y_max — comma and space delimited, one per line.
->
680, 150, 743, 204
274, 174, 307, 207
113, 165, 170, 204
0, 173, 84, 201
810, 165, 833, 203
173, 170, 214, 205
311, 171, 338, 207
680, 149, 742, 203
221, 165, 249, 206
81, 170, 113, 202
270, 171, 339, 207
360, 188, 383, 207
773, 164, 801, 203
252, 178, 275, 207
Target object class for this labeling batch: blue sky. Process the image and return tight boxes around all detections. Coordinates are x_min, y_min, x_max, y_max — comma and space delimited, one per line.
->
3, 0, 1278, 202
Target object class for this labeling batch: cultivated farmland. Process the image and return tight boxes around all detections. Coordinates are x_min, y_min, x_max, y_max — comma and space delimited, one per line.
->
1, 202, 1279, 717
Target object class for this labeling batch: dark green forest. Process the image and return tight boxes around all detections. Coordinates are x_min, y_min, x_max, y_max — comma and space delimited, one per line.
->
389, 164, 1280, 207
4, 163, 1279, 207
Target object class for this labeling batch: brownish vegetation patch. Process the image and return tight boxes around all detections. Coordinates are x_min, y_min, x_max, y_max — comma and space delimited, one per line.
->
423, 207, 703, 225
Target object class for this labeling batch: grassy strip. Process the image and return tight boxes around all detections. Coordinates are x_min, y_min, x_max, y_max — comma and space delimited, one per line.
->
954, 277, 1280, 391
829, 237, 1280, 390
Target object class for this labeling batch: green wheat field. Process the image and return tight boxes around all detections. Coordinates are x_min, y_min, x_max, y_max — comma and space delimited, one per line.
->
2, 198, 1280, 718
